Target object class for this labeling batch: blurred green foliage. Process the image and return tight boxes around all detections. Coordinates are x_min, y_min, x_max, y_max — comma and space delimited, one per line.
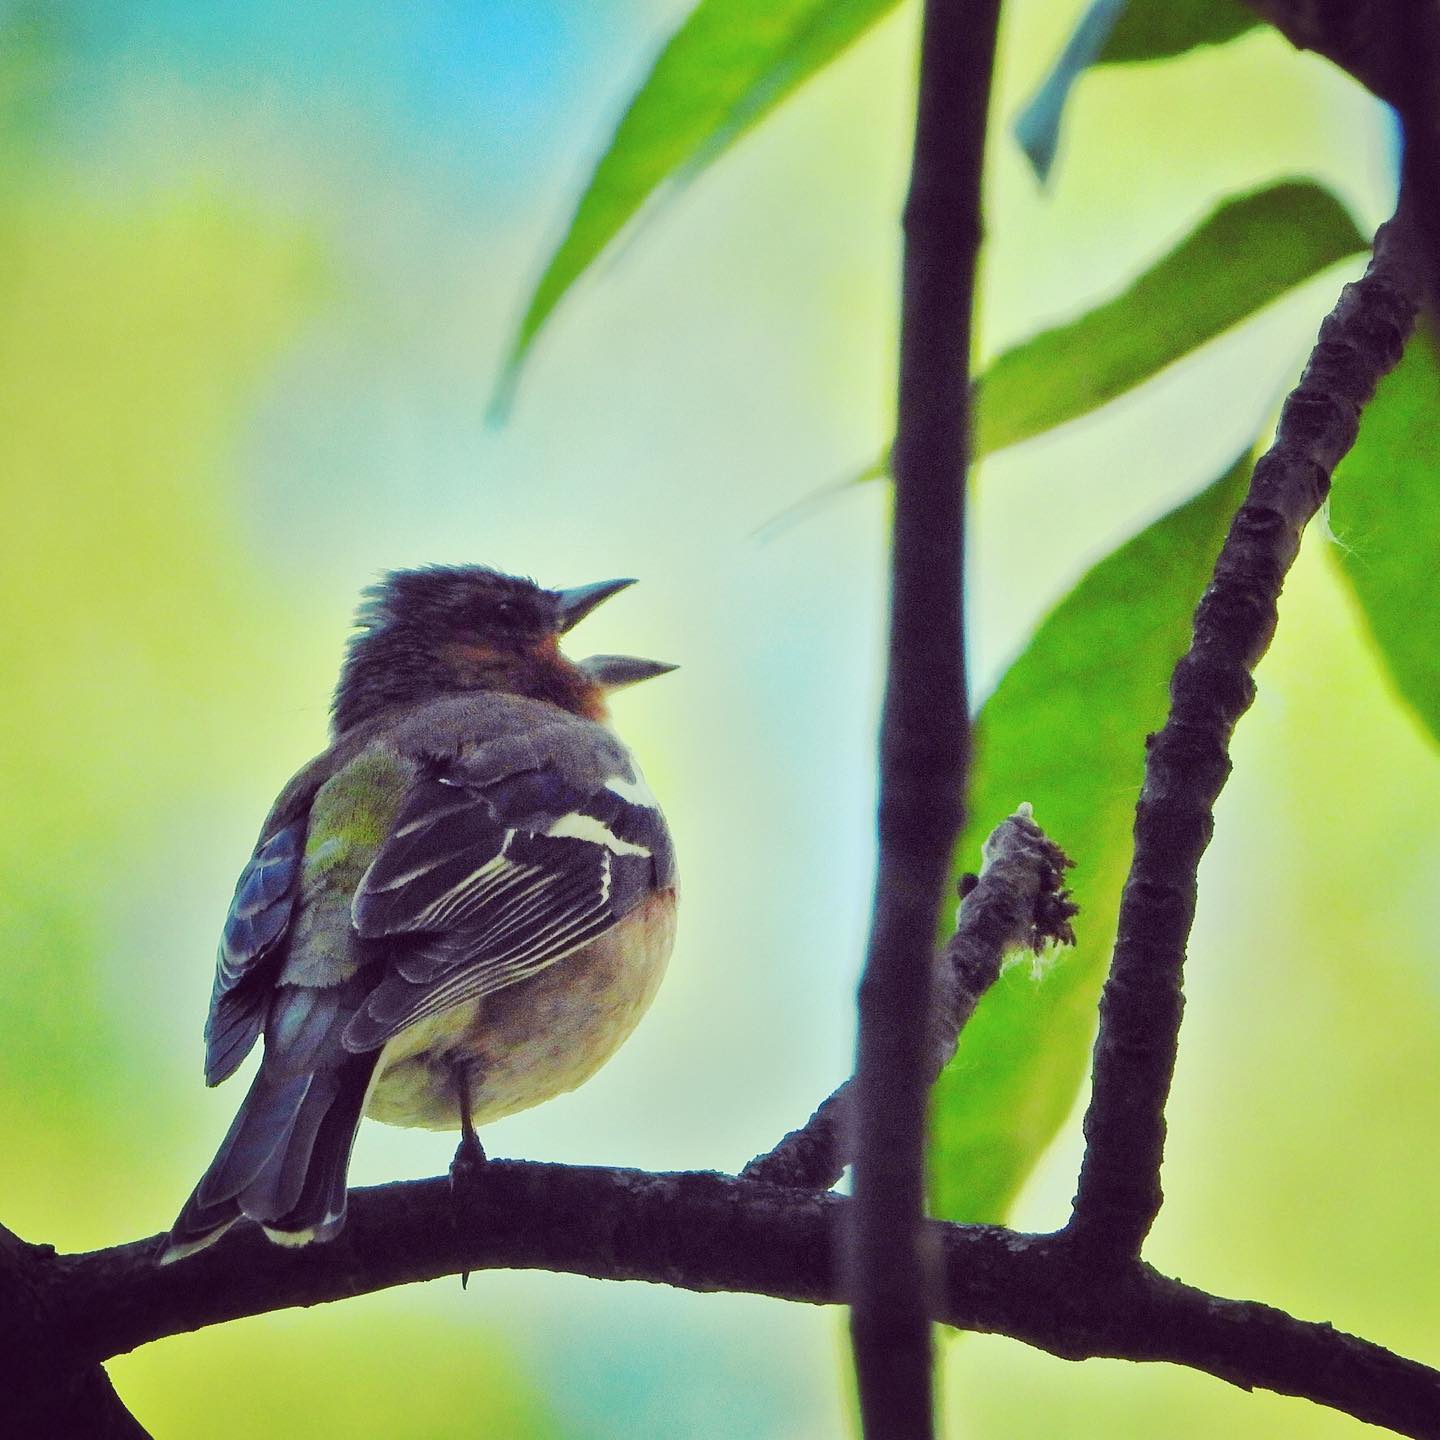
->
971, 181, 1364, 457
0, 13, 566, 1436
930, 453, 1246, 1222
0, 189, 324, 1153
112, 1297, 563, 1436
0, 2, 65, 188
504, 0, 1271, 382
1330, 327, 1440, 751
496, 0, 900, 396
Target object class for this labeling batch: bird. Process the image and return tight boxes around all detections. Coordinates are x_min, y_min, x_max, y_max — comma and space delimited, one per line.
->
160, 565, 677, 1262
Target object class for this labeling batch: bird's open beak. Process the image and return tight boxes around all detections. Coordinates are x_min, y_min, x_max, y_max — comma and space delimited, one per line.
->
555, 577, 637, 633
577, 654, 679, 692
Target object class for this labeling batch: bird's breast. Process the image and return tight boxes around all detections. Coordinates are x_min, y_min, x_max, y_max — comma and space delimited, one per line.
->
364, 889, 677, 1130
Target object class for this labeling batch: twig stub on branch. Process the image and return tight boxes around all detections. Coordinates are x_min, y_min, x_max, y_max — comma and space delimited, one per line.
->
744, 807, 1075, 1193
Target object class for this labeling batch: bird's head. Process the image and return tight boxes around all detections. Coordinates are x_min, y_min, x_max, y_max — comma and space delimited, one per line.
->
331, 565, 673, 734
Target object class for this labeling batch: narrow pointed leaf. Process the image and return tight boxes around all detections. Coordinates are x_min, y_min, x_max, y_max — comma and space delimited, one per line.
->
850, 180, 1363, 487
1330, 326, 1440, 747
782, 184, 1360, 534
929, 452, 1250, 1223
0, 2, 64, 190
974, 180, 1365, 455
495, 0, 899, 407
1013, 0, 1128, 180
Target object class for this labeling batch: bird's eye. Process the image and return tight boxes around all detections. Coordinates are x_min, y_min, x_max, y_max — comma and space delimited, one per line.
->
493, 600, 518, 623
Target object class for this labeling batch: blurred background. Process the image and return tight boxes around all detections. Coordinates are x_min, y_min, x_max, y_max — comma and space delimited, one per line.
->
1, 0, 1433, 1434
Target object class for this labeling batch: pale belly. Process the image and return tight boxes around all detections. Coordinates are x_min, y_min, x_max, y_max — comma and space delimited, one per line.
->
363, 891, 676, 1130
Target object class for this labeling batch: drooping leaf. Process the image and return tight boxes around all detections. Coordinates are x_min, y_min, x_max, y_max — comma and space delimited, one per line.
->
929, 451, 1250, 1223
973, 180, 1365, 456
1012, 0, 1127, 182
774, 184, 1359, 532
833, 181, 1362, 496
1015, 0, 1260, 179
493, 0, 900, 409
1329, 326, 1440, 748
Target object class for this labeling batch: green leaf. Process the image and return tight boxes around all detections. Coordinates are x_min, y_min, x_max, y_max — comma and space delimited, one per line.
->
929, 452, 1250, 1223
1015, 0, 1260, 178
493, 0, 900, 409
1100, 0, 1258, 62
975, 180, 1365, 456
1330, 326, 1440, 747
854, 182, 1363, 483
787, 182, 1358, 532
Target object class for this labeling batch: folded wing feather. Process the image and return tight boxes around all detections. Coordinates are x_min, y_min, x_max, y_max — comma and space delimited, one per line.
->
343, 743, 668, 1054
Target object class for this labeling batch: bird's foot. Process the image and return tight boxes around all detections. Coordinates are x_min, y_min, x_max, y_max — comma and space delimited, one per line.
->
449, 1128, 488, 1193
449, 1060, 486, 1290
450, 1133, 487, 1291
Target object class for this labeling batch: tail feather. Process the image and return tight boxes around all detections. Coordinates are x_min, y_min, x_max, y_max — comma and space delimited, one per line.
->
261, 1058, 373, 1244
160, 1053, 376, 1264
194, 1071, 312, 1209
242, 1071, 340, 1221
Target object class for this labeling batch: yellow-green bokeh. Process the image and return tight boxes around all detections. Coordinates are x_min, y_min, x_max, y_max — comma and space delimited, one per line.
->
1, 1, 1429, 1437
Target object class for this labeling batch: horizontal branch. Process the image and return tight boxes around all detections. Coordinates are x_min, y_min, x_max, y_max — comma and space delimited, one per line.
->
36, 1164, 1440, 1438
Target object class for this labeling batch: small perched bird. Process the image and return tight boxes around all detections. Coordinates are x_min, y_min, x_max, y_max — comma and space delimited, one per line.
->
161, 566, 677, 1262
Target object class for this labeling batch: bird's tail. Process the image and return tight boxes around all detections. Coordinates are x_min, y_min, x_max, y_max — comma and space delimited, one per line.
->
159, 1051, 377, 1264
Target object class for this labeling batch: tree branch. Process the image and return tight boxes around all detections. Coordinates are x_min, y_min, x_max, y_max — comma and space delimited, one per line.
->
11, 19, 1437, 1440
1393, 5, 1440, 319
1067, 204, 1425, 1261
0, 1224, 153, 1437
743, 807, 1075, 1191
741, 1079, 853, 1191
32, 1169, 1440, 1438
1243, 0, 1406, 106
851, 0, 1000, 1429
1244, 1, 1440, 316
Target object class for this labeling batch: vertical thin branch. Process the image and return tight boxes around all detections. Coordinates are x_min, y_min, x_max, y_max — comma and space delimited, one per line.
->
848, 1, 1001, 1435
1066, 207, 1423, 1262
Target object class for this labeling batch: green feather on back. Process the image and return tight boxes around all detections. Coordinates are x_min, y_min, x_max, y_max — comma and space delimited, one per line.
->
283, 746, 411, 987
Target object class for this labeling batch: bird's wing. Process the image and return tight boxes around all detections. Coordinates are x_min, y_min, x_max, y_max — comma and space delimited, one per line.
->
204, 819, 306, 1086
342, 730, 672, 1053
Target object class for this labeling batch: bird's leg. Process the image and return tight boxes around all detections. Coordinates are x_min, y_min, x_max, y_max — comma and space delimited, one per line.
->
448, 1058, 487, 1292
449, 1057, 487, 1189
